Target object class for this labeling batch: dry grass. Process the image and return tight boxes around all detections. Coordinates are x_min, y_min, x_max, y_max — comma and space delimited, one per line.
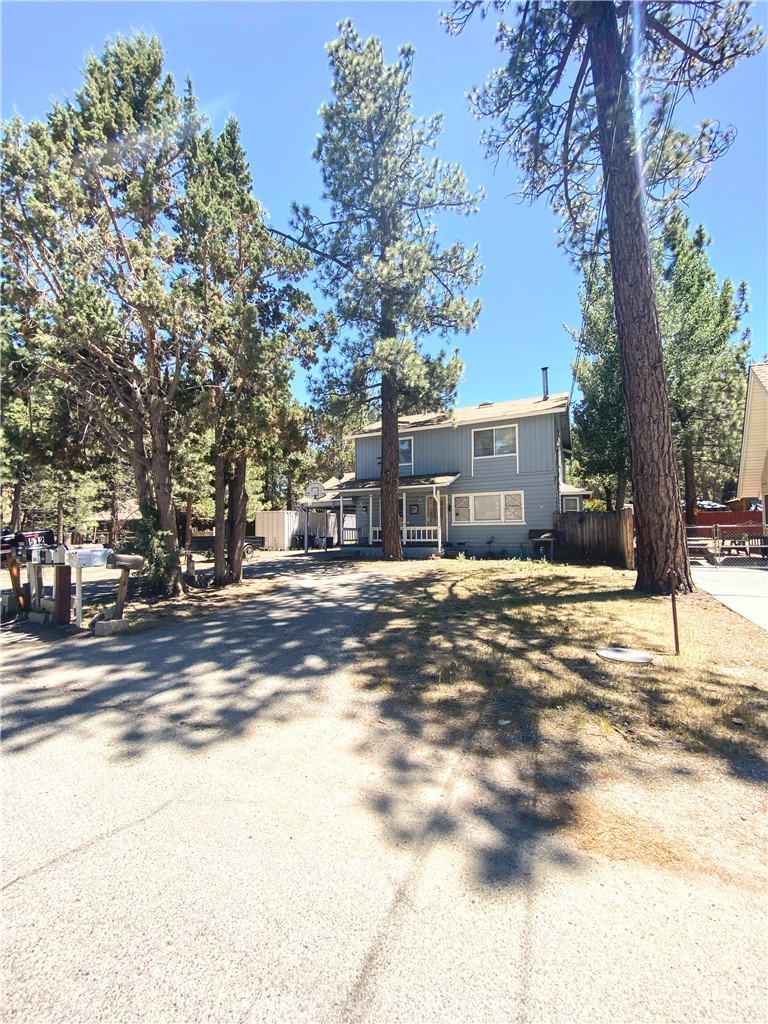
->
84, 575, 281, 633
352, 558, 768, 769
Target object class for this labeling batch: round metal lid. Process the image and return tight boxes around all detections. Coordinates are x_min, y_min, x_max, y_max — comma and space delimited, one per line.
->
596, 647, 654, 664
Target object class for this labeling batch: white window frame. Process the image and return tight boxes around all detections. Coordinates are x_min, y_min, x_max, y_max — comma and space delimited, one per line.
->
451, 491, 525, 525
399, 435, 414, 476
472, 424, 518, 475
561, 496, 580, 512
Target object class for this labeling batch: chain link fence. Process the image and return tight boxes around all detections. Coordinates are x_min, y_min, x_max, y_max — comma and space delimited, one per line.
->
686, 524, 768, 567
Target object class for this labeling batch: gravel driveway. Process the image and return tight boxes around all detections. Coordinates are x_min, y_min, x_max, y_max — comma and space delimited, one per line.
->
2, 562, 766, 1023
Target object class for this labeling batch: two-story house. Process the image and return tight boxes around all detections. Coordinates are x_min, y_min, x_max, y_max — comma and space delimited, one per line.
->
305, 385, 588, 557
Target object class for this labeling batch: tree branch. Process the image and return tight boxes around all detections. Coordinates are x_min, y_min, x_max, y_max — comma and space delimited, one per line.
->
645, 11, 717, 66
268, 226, 353, 273
562, 47, 591, 228
545, 15, 585, 100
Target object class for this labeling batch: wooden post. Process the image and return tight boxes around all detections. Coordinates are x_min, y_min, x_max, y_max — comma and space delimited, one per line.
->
668, 568, 680, 655
6, 556, 24, 610
34, 564, 44, 610
54, 564, 71, 625
114, 568, 130, 620
74, 562, 83, 628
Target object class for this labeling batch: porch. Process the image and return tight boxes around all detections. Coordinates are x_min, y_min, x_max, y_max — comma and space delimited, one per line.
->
302, 473, 459, 553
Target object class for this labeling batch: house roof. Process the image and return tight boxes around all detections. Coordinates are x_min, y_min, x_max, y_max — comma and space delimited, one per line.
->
349, 392, 570, 438
560, 483, 592, 496
737, 363, 768, 498
302, 473, 461, 504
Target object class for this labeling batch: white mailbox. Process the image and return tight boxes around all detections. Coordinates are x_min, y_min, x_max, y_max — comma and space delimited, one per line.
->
66, 548, 112, 569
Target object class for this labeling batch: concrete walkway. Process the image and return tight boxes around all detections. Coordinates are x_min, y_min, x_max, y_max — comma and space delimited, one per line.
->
692, 563, 768, 631
2, 563, 766, 1023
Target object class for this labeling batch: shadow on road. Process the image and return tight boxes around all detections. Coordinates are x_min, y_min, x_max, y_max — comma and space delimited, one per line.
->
1, 568, 386, 762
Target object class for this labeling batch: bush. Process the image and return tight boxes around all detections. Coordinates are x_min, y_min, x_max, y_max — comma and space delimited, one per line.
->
132, 503, 179, 595
583, 498, 608, 512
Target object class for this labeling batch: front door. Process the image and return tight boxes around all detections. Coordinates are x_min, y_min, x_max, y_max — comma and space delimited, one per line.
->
426, 495, 448, 542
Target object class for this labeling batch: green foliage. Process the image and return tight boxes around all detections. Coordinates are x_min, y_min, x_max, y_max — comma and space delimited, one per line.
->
1, 34, 205, 592
131, 502, 179, 595
447, 1, 764, 252
572, 215, 750, 504
583, 498, 608, 513
2, 34, 326, 589
659, 211, 749, 495
570, 259, 629, 497
295, 20, 483, 418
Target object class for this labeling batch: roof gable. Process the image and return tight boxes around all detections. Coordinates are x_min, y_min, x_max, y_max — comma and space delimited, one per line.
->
350, 393, 569, 438
737, 363, 768, 498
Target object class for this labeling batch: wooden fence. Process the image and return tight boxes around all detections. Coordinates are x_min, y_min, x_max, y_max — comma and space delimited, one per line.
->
694, 510, 762, 527
554, 508, 635, 569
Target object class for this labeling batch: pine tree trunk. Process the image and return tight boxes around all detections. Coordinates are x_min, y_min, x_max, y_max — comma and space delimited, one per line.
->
683, 441, 697, 527
380, 369, 403, 560
185, 492, 193, 547
10, 464, 24, 532
149, 408, 182, 596
132, 423, 155, 509
213, 455, 228, 586
585, 2, 691, 594
604, 485, 614, 513
57, 496, 65, 546
109, 475, 120, 549
226, 454, 248, 584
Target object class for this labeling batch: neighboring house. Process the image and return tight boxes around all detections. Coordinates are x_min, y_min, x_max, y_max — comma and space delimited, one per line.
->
306, 386, 578, 556
737, 362, 768, 531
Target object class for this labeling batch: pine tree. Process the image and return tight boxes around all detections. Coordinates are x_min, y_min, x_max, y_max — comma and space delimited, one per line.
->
177, 117, 330, 584
2, 35, 202, 594
572, 220, 750, 520
291, 21, 482, 559
446, 1, 763, 592
570, 260, 629, 510
660, 212, 750, 523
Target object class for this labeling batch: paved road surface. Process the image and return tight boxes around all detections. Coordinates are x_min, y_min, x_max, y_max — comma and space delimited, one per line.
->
2, 562, 766, 1023
692, 563, 768, 631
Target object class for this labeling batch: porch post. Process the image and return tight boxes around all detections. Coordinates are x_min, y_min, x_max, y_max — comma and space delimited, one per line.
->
435, 487, 442, 556
304, 504, 309, 554
339, 493, 344, 546
369, 494, 373, 544
402, 492, 407, 545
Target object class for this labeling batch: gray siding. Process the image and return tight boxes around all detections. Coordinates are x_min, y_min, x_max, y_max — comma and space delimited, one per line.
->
352, 413, 560, 555
355, 414, 556, 480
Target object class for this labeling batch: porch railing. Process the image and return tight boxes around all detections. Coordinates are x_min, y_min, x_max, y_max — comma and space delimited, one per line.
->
406, 526, 439, 543
370, 526, 439, 544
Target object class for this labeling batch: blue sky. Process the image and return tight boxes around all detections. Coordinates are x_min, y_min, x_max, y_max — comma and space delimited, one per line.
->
2, 1, 766, 408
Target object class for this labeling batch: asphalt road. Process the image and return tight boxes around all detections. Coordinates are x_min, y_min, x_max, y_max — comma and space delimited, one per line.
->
2, 561, 766, 1023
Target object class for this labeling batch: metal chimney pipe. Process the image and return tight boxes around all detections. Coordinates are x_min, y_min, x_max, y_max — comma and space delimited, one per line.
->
542, 366, 549, 400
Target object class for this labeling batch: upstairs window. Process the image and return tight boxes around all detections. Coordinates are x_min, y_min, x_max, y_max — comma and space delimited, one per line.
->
473, 425, 517, 460
399, 437, 413, 476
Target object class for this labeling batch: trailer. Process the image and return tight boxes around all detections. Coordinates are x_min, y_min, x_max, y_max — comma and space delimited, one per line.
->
186, 534, 265, 559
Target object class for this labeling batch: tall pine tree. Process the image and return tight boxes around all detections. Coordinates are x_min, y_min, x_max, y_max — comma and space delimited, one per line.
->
291, 21, 482, 559
447, 1, 763, 592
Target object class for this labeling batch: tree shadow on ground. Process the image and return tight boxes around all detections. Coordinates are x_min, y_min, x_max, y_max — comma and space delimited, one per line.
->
350, 561, 768, 887
1, 570, 391, 761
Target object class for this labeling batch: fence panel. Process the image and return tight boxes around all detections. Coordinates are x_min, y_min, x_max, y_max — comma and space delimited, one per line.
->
554, 509, 634, 569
